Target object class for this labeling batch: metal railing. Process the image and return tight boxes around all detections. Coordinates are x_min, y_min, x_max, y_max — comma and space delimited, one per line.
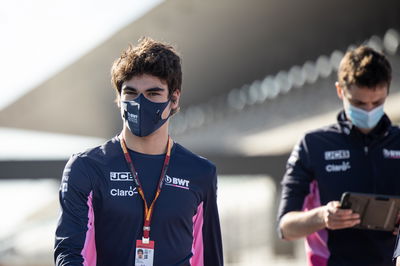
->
170, 28, 400, 136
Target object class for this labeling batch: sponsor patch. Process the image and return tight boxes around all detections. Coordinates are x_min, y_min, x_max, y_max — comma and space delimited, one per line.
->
287, 145, 300, 165
383, 149, 400, 159
324, 150, 350, 160
61, 182, 68, 193
110, 172, 133, 181
164, 175, 190, 190
110, 186, 138, 197
325, 161, 351, 172
127, 113, 138, 123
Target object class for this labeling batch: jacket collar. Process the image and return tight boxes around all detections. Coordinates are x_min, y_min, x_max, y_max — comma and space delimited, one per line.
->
337, 110, 391, 140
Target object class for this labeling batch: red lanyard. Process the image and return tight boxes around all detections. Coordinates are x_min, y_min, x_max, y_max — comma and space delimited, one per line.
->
120, 136, 173, 243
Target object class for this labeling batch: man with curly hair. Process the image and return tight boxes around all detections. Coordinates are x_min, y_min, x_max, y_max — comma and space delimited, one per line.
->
54, 37, 223, 266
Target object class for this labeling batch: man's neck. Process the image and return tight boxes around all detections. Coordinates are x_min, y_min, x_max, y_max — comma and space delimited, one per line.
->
357, 127, 372, 135
120, 124, 169, 155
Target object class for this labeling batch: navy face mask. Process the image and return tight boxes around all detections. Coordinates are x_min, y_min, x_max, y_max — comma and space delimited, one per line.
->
121, 94, 171, 137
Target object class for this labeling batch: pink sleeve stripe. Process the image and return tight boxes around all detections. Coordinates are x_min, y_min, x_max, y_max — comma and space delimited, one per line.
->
307, 253, 328, 266
303, 180, 329, 266
190, 202, 204, 266
81, 191, 97, 266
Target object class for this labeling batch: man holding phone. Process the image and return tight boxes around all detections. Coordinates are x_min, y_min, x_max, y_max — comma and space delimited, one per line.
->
277, 45, 400, 266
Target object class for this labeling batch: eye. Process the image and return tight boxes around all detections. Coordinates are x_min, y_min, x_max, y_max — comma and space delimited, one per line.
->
350, 100, 364, 107
123, 90, 137, 96
373, 100, 384, 106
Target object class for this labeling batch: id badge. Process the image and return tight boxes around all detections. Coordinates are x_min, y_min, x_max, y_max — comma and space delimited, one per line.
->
135, 239, 155, 266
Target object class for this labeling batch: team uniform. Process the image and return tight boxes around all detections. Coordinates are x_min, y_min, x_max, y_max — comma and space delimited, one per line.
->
54, 136, 223, 266
278, 111, 400, 266
393, 232, 400, 262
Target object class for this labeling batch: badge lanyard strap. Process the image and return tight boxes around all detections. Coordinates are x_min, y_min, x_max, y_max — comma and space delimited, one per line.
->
120, 136, 173, 244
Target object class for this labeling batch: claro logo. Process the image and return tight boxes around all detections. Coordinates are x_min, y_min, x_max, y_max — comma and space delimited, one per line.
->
325, 161, 351, 172
110, 186, 138, 197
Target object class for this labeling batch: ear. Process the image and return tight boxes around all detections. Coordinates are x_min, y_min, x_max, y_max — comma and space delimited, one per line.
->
115, 90, 121, 108
335, 82, 344, 100
170, 89, 181, 110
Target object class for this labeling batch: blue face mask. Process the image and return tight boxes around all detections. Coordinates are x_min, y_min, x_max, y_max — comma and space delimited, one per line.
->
121, 94, 171, 137
344, 102, 385, 129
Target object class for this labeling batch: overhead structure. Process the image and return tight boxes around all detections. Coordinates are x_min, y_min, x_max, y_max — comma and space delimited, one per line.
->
0, 0, 398, 140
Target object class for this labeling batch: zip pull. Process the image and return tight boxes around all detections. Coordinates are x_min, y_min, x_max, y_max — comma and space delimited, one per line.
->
364, 146, 369, 155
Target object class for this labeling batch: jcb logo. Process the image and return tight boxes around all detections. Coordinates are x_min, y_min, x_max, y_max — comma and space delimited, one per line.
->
110, 172, 133, 181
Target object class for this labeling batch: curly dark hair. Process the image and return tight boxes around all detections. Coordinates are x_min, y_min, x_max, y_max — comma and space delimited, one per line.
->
338, 46, 392, 91
111, 37, 182, 100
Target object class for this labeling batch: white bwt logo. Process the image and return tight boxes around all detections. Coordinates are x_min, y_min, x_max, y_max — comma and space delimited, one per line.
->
383, 149, 400, 159
165, 175, 190, 189
165, 175, 173, 183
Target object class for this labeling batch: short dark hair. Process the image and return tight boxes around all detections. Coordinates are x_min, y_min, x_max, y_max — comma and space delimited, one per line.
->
338, 46, 392, 90
111, 37, 182, 101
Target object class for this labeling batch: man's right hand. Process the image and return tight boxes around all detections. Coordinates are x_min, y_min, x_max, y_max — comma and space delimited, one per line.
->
320, 201, 360, 230
280, 201, 361, 240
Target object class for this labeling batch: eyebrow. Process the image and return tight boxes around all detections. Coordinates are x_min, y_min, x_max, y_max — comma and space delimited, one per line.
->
146, 87, 165, 92
350, 98, 385, 105
122, 86, 165, 92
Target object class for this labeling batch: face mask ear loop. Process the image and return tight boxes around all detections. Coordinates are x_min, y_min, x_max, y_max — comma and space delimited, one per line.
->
167, 90, 181, 118
165, 98, 174, 120
165, 94, 176, 119
121, 101, 128, 120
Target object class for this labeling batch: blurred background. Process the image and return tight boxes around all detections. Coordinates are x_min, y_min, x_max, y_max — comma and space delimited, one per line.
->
1, 0, 400, 265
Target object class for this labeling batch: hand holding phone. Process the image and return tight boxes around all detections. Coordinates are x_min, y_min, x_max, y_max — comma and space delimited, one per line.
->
340, 192, 400, 231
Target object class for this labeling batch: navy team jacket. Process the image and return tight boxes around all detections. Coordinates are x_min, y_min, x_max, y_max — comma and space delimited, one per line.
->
54, 136, 223, 266
278, 111, 400, 266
